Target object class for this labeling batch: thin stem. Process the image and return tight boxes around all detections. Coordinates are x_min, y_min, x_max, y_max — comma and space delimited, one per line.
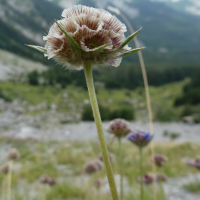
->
83, 62, 119, 200
118, 138, 124, 200
7, 161, 13, 200
120, 12, 157, 200
159, 181, 165, 200
139, 148, 144, 200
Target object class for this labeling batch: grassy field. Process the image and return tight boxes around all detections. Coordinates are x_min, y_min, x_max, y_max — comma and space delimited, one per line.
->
0, 137, 200, 200
0, 79, 198, 122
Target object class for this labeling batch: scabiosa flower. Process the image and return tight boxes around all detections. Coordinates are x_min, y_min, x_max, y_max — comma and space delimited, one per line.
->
107, 118, 132, 138
152, 154, 168, 167
0, 164, 10, 174
138, 173, 155, 184
28, 5, 143, 69
187, 158, 200, 170
7, 148, 20, 160
84, 160, 103, 174
99, 152, 113, 163
127, 130, 152, 148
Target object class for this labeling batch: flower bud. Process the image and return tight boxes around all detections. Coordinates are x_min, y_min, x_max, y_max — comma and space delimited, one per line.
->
7, 148, 20, 160
84, 160, 103, 174
0, 164, 10, 174
138, 173, 155, 184
152, 154, 167, 167
107, 118, 132, 138
127, 130, 152, 148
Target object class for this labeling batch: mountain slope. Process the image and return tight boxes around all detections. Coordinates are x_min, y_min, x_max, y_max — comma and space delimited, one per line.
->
0, 0, 62, 64
0, 0, 200, 68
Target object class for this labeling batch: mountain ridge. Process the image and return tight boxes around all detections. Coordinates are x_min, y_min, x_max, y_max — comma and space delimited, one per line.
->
0, 0, 200, 68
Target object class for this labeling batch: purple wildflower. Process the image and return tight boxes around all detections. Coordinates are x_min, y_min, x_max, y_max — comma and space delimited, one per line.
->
127, 130, 152, 148
152, 154, 167, 167
138, 173, 155, 184
107, 118, 132, 138
187, 158, 200, 170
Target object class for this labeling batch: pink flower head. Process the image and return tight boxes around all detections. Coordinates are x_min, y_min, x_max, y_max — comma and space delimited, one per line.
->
107, 118, 132, 138
152, 154, 168, 167
138, 173, 155, 184
7, 148, 20, 160
84, 159, 103, 174
0, 164, 10, 174
28, 5, 143, 69
187, 157, 200, 170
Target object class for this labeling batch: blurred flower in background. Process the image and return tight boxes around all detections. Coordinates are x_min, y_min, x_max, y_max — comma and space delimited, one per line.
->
127, 130, 152, 148
152, 154, 168, 167
84, 160, 103, 174
187, 157, 200, 170
7, 148, 20, 160
107, 118, 132, 138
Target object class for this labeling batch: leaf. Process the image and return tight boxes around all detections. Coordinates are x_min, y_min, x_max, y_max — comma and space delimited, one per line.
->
115, 28, 142, 52
27, 45, 47, 54
93, 44, 108, 53
118, 47, 144, 58
55, 21, 83, 54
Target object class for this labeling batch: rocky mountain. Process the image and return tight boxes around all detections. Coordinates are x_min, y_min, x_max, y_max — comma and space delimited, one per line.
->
0, 0, 200, 68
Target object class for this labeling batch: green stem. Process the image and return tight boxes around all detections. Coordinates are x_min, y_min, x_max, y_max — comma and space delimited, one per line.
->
7, 161, 13, 200
83, 62, 119, 200
118, 138, 124, 200
159, 181, 165, 200
139, 148, 144, 200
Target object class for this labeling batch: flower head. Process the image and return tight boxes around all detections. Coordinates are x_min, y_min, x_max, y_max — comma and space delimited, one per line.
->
7, 148, 20, 160
127, 130, 152, 148
0, 164, 10, 174
84, 159, 103, 174
107, 118, 132, 138
138, 173, 155, 184
187, 157, 200, 170
152, 154, 168, 167
28, 5, 143, 69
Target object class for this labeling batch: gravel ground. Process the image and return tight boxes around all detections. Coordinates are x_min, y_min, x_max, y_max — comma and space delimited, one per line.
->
1, 117, 199, 143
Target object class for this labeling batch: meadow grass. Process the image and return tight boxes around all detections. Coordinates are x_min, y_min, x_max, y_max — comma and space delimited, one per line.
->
0, 79, 199, 121
0, 137, 199, 199
183, 181, 200, 193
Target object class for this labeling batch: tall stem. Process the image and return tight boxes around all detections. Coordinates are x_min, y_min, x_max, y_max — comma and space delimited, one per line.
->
139, 148, 144, 200
7, 161, 13, 200
83, 62, 119, 200
120, 12, 157, 200
118, 138, 124, 200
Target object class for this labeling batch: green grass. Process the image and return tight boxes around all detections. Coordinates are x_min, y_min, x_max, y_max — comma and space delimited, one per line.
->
184, 181, 200, 193
0, 79, 198, 121
0, 137, 200, 199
